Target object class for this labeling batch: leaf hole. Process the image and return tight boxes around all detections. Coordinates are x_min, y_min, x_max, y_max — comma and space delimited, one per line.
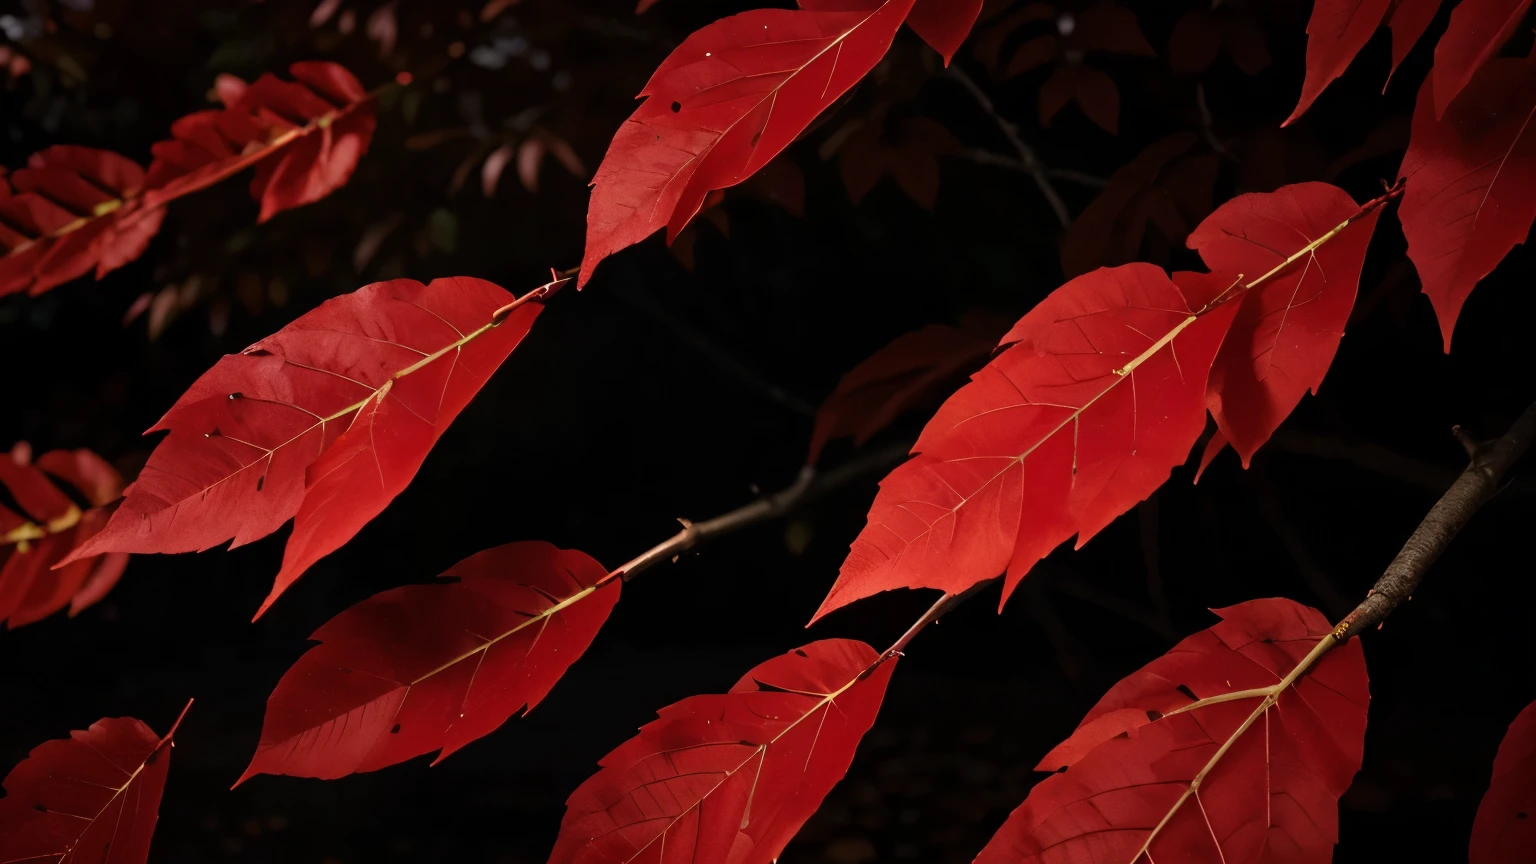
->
670, 101, 681, 113
1145, 709, 1163, 722
1519, 812, 1528, 820
1175, 684, 1198, 702
390, 724, 402, 734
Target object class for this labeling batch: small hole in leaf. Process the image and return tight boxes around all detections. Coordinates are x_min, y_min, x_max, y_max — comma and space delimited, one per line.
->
670, 101, 681, 113
390, 724, 402, 734
1518, 812, 1528, 820
34, 804, 48, 812
1176, 684, 1198, 702
1146, 709, 1163, 722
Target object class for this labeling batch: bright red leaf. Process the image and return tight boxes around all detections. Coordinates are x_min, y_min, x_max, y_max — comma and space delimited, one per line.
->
579, 0, 917, 286
0, 702, 190, 864
1398, 56, 1536, 350
1431, 0, 1532, 117
0, 146, 167, 298
239, 542, 617, 782
1187, 182, 1384, 466
0, 444, 130, 628
547, 639, 894, 864
144, 61, 375, 223
814, 264, 1241, 620
976, 598, 1369, 864
64, 276, 553, 618
809, 313, 1006, 463
1471, 700, 1536, 864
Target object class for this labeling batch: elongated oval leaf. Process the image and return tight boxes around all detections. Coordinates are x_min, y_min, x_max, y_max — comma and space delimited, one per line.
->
1284, 0, 1394, 125
0, 703, 189, 864
977, 598, 1369, 864
144, 61, 375, 223
1430, 0, 1532, 117
579, 0, 916, 285
1399, 55, 1536, 350
64, 276, 550, 617
813, 264, 1240, 620
1188, 181, 1383, 465
549, 639, 894, 864
1471, 700, 1536, 864
239, 541, 618, 782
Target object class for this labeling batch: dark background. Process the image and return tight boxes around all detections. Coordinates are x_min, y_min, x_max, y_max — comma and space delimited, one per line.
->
2, 1, 1534, 862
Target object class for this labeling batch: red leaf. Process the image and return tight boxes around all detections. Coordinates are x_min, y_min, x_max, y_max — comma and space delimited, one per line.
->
0, 146, 167, 298
976, 598, 1369, 864
548, 639, 894, 864
0, 445, 130, 628
578, 0, 916, 285
144, 61, 375, 223
1285, 0, 1395, 125
1471, 700, 1536, 864
1061, 132, 1209, 277
64, 277, 550, 618
905, 0, 984, 64
239, 542, 617, 782
1431, 0, 1532, 117
1386, 0, 1444, 84
813, 264, 1240, 620
1187, 182, 1383, 465
1398, 56, 1536, 350
809, 313, 1006, 463
0, 702, 190, 864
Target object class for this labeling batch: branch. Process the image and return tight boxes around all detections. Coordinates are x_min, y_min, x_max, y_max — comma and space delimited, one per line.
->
946, 67, 1071, 228
607, 438, 913, 582
1333, 399, 1536, 641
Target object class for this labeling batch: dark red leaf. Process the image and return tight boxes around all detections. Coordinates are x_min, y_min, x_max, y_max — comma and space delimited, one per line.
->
0, 702, 190, 864
1187, 182, 1383, 465
579, 0, 916, 285
1471, 700, 1536, 864
813, 264, 1240, 620
1071, 2, 1155, 57
809, 313, 1007, 463
548, 639, 894, 864
837, 116, 962, 209
239, 542, 617, 782
64, 277, 548, 618
977, 598, 1369, 864
144, 61, 375, 223
1285, 0, 1395, 125
1431, 0, 1532, 117
905, 0, 984, 64
1398, 56, 1536, 350
1060, 132, 1203, 277
1386, 0, 1444, 83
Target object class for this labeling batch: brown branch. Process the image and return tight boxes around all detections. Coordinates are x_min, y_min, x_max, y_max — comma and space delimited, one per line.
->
606, 438, 913, 584
946, 67, 1070, 228
1333, 399, 1536, 641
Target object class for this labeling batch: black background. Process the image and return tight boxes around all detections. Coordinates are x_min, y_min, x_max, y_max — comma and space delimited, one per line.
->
2, 1, 1534, 862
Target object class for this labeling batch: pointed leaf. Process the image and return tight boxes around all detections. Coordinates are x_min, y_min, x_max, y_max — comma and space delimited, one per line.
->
1386, 0, 1444, 83
1471, 700, 1536, 864
65, 277, 547, 618
1187, 182, 1383, 465
144, 61, 375, 222
1284, 0, 1395, 125
906, 0, 984, 64
976, 598, 1369, 864
809, 314, 1005, 463
1430, 0, 1532, 117
0, 703, 189, 864
814, 264, 1240, 620
240, 542, 617, 782
1399, 56, 1536, 350
548, 639, 893, 864
579, 0, 917, 285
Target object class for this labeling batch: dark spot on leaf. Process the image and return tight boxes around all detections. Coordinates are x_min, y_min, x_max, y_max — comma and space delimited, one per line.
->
1146, 709, 1163, 722
671, 101, 681, 113
34, 803, 47, 812
1056, 765, 1068, 773
793, 649, 808, 658
1176, 684, 1198, 702
390, 724, 402, 734
256, 475, 265, 492
1519, 812, 1528, 820
229, 392, 243, 400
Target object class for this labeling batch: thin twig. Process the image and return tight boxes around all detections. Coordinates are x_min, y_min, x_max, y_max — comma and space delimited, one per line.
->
964, 150, 1107, 188
1196, 83, 1235, 162
606, 438, 913, 583
947, 66, 1070, 228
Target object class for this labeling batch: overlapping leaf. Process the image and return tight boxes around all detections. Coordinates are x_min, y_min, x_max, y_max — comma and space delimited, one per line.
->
809, 313, 1005, 463
0, 703, 189, 864
0, 444, 130, 628
1398, 55, 1536, 350
1284, 0, 1443, 124
64, 276, 550, 618
0, 146, 166, 298
548, 639, 894, 864
837, 116, 962, 210
1188, 182, 1383, 466
1472, 699, 1536, 864
579, 0, 917, 285
977, 598, 1369, 864
144, 61, 376, 223
814, 264, 1241, 619
1431, 0, 1531, 116
239, 542, 617, 782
